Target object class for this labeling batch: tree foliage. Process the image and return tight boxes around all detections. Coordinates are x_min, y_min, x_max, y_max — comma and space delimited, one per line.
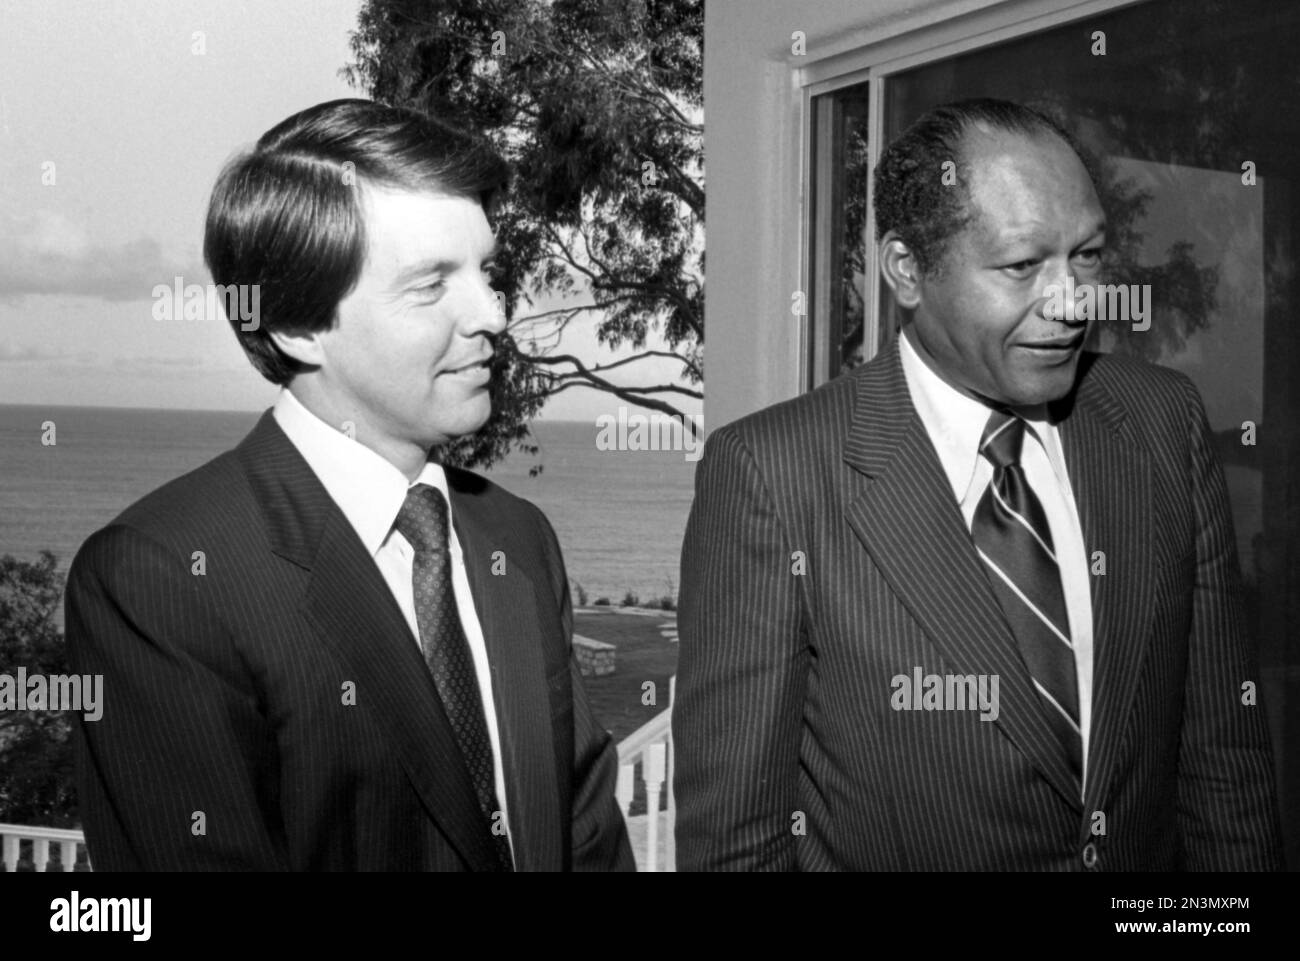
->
0, 552, 77, 828
346, 0, 704, 470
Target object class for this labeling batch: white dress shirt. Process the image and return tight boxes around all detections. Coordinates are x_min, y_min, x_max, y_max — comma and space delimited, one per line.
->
272, 388, 513, 856
899, 329, 1094, 792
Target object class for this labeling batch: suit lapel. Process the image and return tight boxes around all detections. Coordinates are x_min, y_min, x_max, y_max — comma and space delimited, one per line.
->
842, 339, 1084, 809
1053, 358, 1156, 815
448, 470, 564, 872
237, 412, 502, 870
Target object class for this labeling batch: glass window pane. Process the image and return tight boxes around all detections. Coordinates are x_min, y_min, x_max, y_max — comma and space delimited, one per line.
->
809, 81, 871, 382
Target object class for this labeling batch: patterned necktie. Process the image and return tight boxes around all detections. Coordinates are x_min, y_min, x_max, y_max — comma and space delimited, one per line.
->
394, 483, 513, 871
971, 411, 1083, 788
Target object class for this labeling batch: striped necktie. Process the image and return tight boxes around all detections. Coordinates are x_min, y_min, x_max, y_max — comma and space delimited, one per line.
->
395, 483, 514, 871
972, 411, 1083, 788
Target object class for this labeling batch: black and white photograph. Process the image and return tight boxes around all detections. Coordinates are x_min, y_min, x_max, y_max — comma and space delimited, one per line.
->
1, 0, 1296, 935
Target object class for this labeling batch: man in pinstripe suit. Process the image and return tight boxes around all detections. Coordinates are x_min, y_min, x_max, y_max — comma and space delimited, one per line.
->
674, 99, 1282, 870
65, 100, 633, 871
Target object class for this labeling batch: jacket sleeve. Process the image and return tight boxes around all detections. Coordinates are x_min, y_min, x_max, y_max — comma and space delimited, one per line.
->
534, 509, 635, 871
1172, 377, 1283, 870
673, 425, 809, 871
65, 524, 290, 871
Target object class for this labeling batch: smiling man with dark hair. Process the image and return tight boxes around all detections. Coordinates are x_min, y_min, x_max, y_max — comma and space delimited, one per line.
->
674, 98, 1282, 871
66, 99, 633, 872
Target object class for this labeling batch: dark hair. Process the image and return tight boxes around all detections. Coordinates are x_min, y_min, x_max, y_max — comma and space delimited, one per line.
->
872, 98, 1092, 277
204, 98, 509, 385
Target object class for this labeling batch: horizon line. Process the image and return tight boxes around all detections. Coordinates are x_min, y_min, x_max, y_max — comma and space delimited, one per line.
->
0, 400, 628, 424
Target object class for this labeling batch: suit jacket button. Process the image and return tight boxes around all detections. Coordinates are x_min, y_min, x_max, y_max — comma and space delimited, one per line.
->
1081, 842, 1099, 870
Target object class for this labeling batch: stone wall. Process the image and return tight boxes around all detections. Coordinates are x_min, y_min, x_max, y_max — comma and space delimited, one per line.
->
573, 634, 616, 677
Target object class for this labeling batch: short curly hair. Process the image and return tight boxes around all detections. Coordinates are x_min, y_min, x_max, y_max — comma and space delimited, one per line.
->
872, 98, 1090, 277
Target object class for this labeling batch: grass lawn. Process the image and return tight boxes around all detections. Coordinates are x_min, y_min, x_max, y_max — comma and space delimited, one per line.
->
573, 608, 679, 817
573, 608, 679, 744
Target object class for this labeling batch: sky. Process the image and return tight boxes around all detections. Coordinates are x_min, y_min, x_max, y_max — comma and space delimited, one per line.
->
0, 0, 700, 421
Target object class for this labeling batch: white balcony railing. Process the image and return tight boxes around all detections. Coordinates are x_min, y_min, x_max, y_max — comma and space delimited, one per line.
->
0, 823, 91, 872
614, 675, 676, 872
5, 678, 678, 873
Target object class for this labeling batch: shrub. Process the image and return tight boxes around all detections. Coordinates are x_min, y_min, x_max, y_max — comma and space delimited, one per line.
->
0, 551, 78, 827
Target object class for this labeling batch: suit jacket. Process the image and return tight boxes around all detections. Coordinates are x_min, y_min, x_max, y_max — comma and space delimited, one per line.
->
66, 410, 634, 871
674, 336, 1281, 871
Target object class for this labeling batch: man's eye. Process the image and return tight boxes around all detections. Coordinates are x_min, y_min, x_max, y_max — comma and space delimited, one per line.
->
1002, 260, 1038, 276
1074, 247, 1103, 265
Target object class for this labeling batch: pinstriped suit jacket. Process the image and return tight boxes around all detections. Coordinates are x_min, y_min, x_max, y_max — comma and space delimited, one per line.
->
65, 411, 633, 871
674, 337, 1281, 871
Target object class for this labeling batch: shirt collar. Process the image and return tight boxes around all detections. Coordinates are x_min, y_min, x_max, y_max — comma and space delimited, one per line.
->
272, 388, 452, 558
898, 328, 1065, 502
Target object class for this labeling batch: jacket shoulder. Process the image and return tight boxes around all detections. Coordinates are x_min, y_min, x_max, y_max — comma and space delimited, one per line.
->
445, 464, 547, 524
1077, 350, 1205, 422
710, 363, 861, 457
72, 449, 255, 574
114, 449, 250, 534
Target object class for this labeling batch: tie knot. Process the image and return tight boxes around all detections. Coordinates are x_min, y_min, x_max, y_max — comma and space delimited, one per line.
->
394, 483, 450, 555
980, 410, 1026, 469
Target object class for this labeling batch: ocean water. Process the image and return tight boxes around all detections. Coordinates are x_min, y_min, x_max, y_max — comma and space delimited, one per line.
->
1, 404, 1264, 612
0, 405, 697, 607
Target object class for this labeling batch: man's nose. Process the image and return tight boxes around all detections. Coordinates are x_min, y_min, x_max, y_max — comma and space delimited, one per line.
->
463, 275, 508, 336
1037, 258, 1087, 325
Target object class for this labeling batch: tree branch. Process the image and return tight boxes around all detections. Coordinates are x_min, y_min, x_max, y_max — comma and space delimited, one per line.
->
521, 350, 703, 400
529, 348, 701, 383
542, 380, 702, 437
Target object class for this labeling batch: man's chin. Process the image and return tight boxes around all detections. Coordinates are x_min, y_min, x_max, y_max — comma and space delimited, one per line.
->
998, 369, 1080, 408
425, 408, 492, 449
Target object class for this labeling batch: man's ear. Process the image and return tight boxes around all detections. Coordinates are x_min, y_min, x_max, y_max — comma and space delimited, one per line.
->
878, 232, 923, 310
267, 326, 327, 368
